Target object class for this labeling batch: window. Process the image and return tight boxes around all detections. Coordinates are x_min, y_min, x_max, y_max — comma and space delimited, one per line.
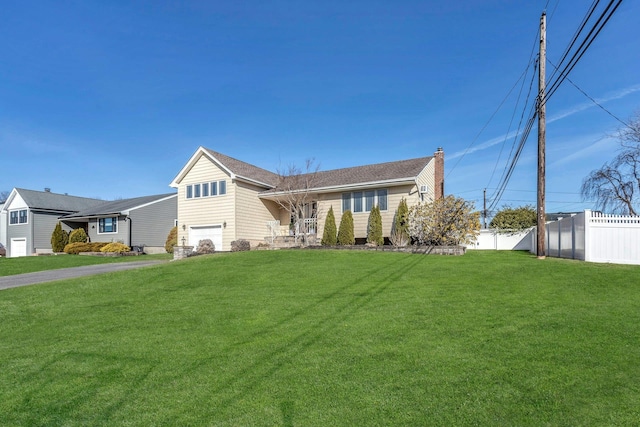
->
187, 180, 226, 200
365, 190, 375, 212
377, 189, 388, 211
342, 189, 388, 213
353, 192, 363, 212
10, 210, 27, 225
99, 217, 117, 233
342, 193, 351, 212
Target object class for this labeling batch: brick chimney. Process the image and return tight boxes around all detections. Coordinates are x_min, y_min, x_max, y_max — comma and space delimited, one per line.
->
434, 147, 444, 199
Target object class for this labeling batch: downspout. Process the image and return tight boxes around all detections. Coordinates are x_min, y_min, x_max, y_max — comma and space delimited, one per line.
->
125, 216, 132, 249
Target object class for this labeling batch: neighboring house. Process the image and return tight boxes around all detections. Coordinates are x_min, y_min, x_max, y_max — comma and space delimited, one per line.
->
0, 188, 177, 257
170, 146, 444, 251
0, 202, 7, 248
61, 193, 177, 254
1, 188, 105, 257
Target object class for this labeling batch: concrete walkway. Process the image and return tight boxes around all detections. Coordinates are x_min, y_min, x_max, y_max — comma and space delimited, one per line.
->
0, 261, 167, 290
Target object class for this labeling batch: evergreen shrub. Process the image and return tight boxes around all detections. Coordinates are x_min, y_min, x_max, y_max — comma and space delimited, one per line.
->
321, 206, 337, 246
165, 226, 178, 253
51, 222, 69, 253
337, 210, 355, 245
100, 242, 131, 253
69, 228, 88, 244
367, 205, 384, 246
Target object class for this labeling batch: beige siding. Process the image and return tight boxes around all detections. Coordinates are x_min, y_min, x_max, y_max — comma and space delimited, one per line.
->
176, 154, 236, 250
316, 184, 419, 240
416, 158, 436, 203
235, 181, 281, 247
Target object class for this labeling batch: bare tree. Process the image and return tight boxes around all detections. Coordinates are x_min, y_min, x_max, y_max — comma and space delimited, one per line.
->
0, 190, 9, 203
582, 113, 640, 216
272, 159, 320, 246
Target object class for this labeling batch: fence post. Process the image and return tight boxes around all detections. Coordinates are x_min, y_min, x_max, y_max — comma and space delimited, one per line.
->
584, 209, 591, 262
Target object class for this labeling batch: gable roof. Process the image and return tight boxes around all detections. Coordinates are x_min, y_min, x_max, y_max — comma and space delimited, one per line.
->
171, 146, 434, 194
170, 146, 279, 188
262, 156, 434, 196
61, 193, 177, 220
305, 156, 434, 190
4, 188, 104, 214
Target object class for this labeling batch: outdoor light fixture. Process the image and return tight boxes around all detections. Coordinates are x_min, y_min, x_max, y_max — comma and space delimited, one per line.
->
223, 221, 227, 228
182, 224, 186, 231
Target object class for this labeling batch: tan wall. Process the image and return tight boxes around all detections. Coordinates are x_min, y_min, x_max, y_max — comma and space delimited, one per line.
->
176, 154, 235, 250
416, 158, 436, 203
235, 180, 281, 246
316, 183, 420, 240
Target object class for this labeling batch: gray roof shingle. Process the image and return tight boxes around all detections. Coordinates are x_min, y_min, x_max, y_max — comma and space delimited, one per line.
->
15, 188, 105, 213
204, 148, 280, 187
61, 193, 176, 219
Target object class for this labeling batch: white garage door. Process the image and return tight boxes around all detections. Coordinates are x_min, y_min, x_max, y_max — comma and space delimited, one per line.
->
11, 238, 27, 258
189, 225, 223, 251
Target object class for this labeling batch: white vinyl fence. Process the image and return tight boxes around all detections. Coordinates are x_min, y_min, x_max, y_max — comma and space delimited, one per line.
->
467, 229, 534, 251
468, 210, 640, 265
537, 210, 640, 265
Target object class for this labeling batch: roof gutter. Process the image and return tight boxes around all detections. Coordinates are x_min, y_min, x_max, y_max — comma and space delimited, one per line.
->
258, 177, 415, 199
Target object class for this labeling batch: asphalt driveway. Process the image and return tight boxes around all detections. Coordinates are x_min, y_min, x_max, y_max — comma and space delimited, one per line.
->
0, 260, 167, 290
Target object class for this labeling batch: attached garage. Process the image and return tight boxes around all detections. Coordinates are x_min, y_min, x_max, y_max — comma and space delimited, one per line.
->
10, 238, 27, 258
189, 225, 223, 251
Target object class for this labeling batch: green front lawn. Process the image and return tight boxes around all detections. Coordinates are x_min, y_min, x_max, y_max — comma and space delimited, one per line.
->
1, 250, 639, 426
0, 253, 172, 277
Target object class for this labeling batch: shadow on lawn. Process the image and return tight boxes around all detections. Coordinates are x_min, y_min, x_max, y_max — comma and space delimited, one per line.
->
171, 253, 426, 422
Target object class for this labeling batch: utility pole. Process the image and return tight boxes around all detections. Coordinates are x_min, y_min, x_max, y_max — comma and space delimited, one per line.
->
537, 11, 546, 259
483, 188, 487, 229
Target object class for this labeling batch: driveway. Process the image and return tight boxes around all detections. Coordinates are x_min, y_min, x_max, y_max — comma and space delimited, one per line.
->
0, 260, 167, 290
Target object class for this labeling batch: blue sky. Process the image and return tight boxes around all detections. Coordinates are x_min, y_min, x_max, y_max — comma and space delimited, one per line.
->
2, 0, 639, 214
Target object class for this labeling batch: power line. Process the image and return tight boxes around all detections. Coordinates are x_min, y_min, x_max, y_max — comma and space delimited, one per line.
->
547, 59, 630, 128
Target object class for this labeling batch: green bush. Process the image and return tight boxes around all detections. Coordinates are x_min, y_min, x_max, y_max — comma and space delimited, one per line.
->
51, 222, 69, 253
64, 242, 108, 254
69, 228, 88, 244
100, 242, 131, 253
337, 210, 355, 245
367, 205, 384, 246
165, 226, 178, 253
393, 197, 409, 241
321, 206, 337, 246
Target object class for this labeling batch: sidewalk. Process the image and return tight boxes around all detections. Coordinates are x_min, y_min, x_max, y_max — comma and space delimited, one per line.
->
0, 261, 166, 290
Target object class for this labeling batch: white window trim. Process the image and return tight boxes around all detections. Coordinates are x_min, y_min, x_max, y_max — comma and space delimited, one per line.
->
98, 217, 118, 234
9, 209, 28, 226
185, 180, 227, 200
342, 189, 388, 214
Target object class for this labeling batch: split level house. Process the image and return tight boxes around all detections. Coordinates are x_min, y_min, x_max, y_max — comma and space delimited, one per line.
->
170, 146, 444, 251
1, 188, 176, 257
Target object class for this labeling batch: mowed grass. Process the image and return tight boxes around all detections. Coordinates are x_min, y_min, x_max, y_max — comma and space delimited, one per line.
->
1, 250, 639, 426
0, 253, 172, 277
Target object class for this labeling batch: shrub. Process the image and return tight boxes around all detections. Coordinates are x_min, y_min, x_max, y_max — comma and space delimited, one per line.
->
69, 228, 88, 244
321, 206, 337, 246
165, 226, 178, 253
64, 242, 108, 254
195, 239, 215, 255
337, 210, 355, 245
393, 197, 410, 242
231, 239, 250, 252
367, 205, 384, 246
51, 222, 69, 253
100, 242, 131, 253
